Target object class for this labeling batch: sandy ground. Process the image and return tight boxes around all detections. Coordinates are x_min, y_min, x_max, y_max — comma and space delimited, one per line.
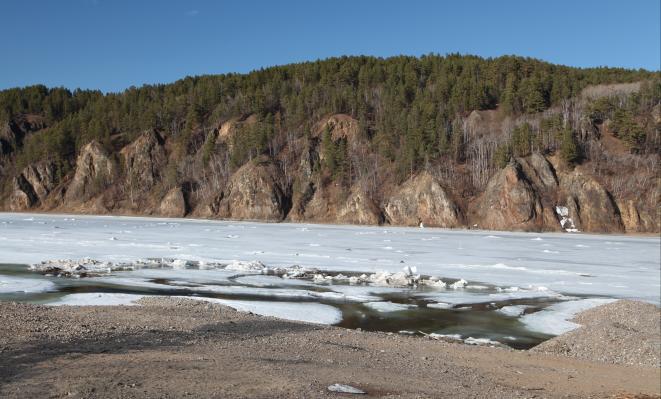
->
0, 298, 659, 399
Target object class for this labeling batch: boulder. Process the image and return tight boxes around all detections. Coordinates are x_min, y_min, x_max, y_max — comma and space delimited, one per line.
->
559, 171, 624, 233
384, 172, 461, 227
472, 161, 545, 231
217, 160, 290, 221
120, 130, 166, 190
158, 187, 187, 218
65, 141, 116, 202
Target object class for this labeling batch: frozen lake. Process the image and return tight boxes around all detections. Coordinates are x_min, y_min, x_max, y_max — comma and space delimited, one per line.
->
1, 213, 659, 348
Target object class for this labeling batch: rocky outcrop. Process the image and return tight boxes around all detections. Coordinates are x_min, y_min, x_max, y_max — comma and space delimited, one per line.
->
336, 188, 382, 225
314, 114, 360, 142
616, 199, 642, 233
121, 130, 166, 190
158, 187, 187, 218
517, 153, 558, 191
216, 115, 257, 149
384, 172, 461, 227
559, 171, 624, 233
0, 114, 47, 156
471, 161, 546, 231
65, 141, 116, 203
7, 162, 56, 211
217, 160, 290, 221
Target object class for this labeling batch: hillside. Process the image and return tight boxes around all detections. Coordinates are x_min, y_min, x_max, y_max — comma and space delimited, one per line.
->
0, 54, 659, 233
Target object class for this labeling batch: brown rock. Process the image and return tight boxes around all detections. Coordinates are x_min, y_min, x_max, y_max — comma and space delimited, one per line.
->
336, 188, 382, 225
121, 130, 166, 190
559, 171, 624, 233
65, 141, 116, 203
217, 160, 289, 221
517, 153, 558, 191
314, 114, 359, 142
7, 162, 57, 210
384, 172, 461, 227
472, 161, 545, 231
616, 199, 641, 233
159, 187, 187, 218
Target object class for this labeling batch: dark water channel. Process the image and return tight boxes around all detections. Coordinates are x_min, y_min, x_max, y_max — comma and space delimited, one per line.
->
0, 263, 559, 349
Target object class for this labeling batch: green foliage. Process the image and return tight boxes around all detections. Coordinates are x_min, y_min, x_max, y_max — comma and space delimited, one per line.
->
559, 127, 580, 165
0, 55, 656, 180
201, 130, 217, 165
610, 109, 646, 152
511, 123, 533, 157
494, 143, 513, 169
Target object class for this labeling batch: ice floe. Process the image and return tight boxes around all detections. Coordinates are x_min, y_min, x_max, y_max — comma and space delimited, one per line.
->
364, 301, 417, 313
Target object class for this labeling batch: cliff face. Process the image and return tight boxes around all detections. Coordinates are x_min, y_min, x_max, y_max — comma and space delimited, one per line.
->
1, 116, 658, 234
471, 161, 547, 231
216, 160, 290, 221
8, 162, 57, 211
65, 141, 116, 204
384, 172, 461, 228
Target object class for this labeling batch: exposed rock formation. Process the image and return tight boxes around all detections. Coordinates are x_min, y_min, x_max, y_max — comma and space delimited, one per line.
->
314, 114, 360, 142
65, 141, 116, 203
517, 153, 558, 191
616, 199, 642, 233
336, 188, 382, 225
8, 162, 56, 211
559, 171, 624, 233
158, 187, 187, 218
121, 130, 166, 190
216, 115, 257, 149
471, 161, 546, 231
384, 172, 460, 227
217, 160, 290, 221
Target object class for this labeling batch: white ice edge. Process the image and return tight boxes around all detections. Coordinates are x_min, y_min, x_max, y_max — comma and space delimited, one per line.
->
0, 276, 55, 294
47, 293, 145, 306
182, 296, 342, 324
520, 298, 616, 335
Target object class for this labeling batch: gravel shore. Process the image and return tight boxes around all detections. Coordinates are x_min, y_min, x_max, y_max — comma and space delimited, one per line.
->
0, 297, 658, 398
532, 300, 660, 367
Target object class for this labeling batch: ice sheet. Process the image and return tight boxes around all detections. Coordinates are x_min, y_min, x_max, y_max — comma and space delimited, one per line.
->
48, 293, 145, 306
0, 213, 659, 304
0, 275, 55, 293
185, 297, 342, 324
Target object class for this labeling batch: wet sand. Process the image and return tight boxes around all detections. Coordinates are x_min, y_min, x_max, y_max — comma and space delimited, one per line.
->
0, 298, 658, 398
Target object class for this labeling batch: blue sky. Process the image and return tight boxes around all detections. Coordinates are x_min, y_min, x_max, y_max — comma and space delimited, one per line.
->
1, 0, 659, 93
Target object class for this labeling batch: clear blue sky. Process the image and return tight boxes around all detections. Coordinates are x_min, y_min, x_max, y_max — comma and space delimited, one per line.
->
1, 0, 659, 93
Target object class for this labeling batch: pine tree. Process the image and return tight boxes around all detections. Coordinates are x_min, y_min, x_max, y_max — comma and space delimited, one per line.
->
559, 127, 579, 165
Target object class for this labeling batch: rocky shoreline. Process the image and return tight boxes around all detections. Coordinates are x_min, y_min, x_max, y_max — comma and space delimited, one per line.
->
0, 298, 658, 398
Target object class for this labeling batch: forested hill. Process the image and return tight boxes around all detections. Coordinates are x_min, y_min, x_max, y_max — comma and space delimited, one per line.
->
1, 54, 659, 233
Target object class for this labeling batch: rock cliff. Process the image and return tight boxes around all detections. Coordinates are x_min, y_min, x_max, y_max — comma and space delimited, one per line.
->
384, 172, 461, 227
